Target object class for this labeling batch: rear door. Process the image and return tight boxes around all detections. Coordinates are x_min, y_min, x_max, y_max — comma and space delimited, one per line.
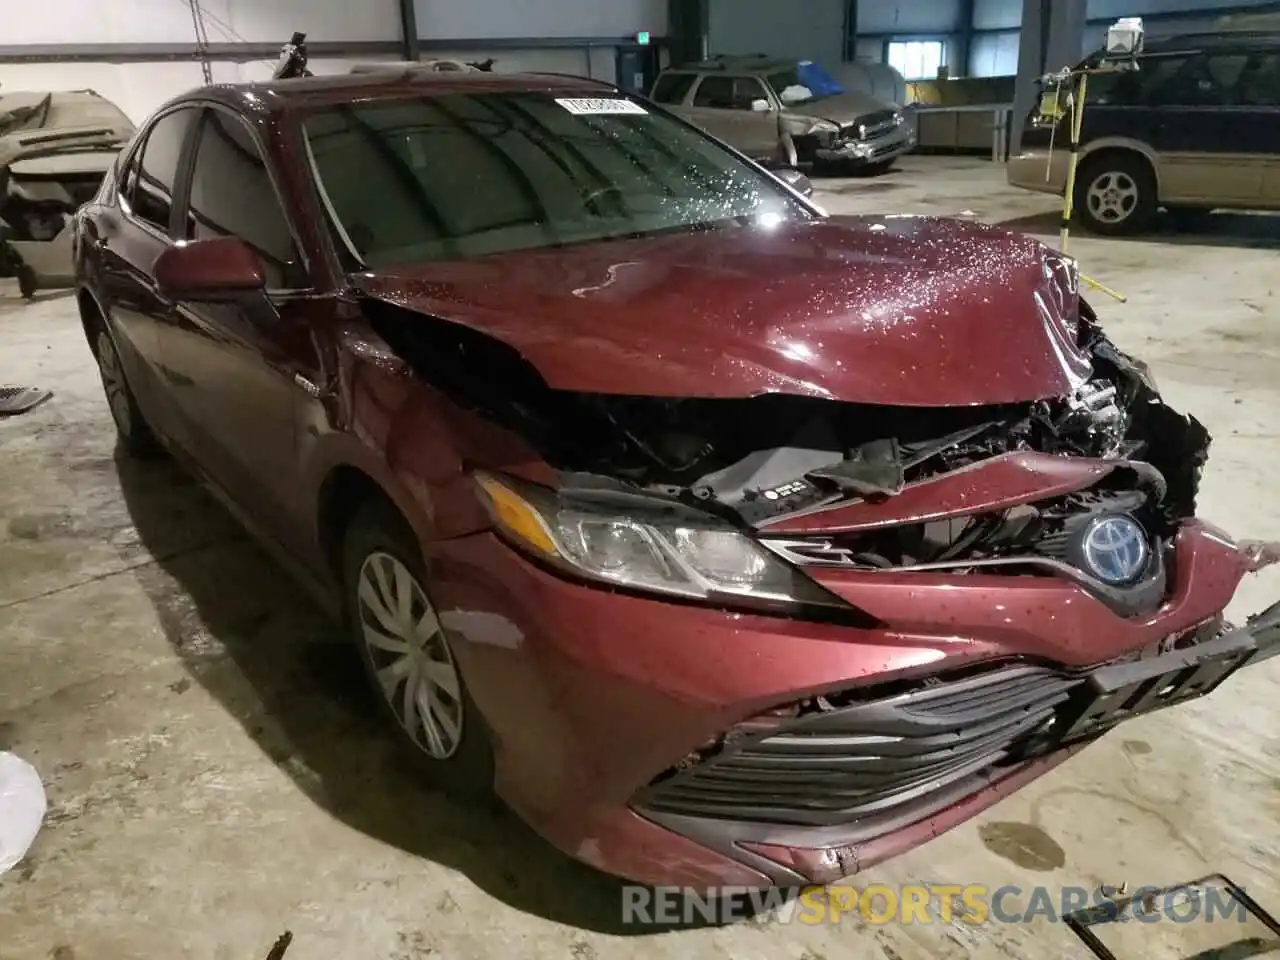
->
1144, 50, 1259, 203
156, 105, 329, 553
1238, 49, 1280, 207
648, 71, 698, 111
87, 106, 200, 440
685, 74, 779, 159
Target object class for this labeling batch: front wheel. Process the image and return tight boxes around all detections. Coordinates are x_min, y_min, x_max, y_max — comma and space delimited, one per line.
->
94, 327, 163, 457
342, 501, 495, 798
17, 264, 36, 300
1074, 154, 1156, 235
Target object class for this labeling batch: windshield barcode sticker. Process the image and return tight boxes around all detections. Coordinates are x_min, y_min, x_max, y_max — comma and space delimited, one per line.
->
555, 97, 648, 116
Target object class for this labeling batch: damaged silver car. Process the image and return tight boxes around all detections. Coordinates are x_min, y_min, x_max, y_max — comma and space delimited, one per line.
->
0, 87, 134, 297
651, 56, 915, 171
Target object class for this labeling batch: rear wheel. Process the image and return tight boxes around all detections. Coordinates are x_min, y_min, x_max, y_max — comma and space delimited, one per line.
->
94, 327, 163, 457
342, 501, 495, 798
1074, 153, 1156, 235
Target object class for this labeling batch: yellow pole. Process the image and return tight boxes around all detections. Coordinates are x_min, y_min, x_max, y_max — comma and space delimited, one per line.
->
1056, 71, 1127, 302
1059, 72, 1088, 253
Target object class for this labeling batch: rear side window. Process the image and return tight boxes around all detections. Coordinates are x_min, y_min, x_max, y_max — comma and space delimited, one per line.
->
1146, 53, 1248, 106
651, 72, 696, 104
1240, 51, 1280, 106
1133, 55, 1192, 105
184, 110, 305, 288
694, 75, 767, 110
130, 108, 197, 233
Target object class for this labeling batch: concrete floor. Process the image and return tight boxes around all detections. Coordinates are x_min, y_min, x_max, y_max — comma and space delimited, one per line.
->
2, 156, 1279, 960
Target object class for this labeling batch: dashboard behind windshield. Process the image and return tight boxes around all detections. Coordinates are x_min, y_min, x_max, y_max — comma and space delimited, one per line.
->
302, 90, 814, 268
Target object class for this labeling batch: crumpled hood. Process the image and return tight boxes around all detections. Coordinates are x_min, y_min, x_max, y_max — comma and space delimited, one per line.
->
356, 214, 1092, 407
787, 90, 895, 124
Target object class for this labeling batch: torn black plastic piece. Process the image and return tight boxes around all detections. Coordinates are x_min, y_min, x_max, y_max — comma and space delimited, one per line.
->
1065, 874, 1280, 960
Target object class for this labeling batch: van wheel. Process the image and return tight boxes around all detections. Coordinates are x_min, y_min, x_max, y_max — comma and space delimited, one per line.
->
342, 500, 496, 799
1074, 154, 1156, 236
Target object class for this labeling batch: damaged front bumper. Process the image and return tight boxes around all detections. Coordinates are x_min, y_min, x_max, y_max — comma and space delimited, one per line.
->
432, 508, 1280, 889
815, 123, 916, 164
630, 584, 1280, 888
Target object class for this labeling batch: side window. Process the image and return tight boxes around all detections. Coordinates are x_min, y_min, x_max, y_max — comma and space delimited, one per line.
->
131, 108, 197, 233
1240, 52, 1280, 106
693, 75, 768, 111
1147, 53, 1247, 106
651, 72, 697, 105
1086, 68, 1144, 106
185, 110, 306, 289
1136, 55, 1191, 105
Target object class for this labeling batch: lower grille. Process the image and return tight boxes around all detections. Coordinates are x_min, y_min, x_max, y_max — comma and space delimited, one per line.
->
639, 665, 1082, 827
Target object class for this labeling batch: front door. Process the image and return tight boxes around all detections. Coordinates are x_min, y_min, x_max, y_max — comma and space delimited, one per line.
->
686, 74, 780, 160
157, 106, 328, 554
89, 105, 201, 441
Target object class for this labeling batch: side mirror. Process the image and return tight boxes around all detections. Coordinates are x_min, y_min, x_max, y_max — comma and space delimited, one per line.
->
154, 236, 266, 301
750, 98, 772, 112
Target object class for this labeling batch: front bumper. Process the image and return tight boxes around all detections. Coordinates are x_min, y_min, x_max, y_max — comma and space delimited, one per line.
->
816, 124, 916, 165
429, 524, 1277, 889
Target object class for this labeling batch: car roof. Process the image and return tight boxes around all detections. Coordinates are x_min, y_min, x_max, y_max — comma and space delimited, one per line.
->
1139, 29, 1280, 55
168, 70, 615, 118
670, 55, 793, 73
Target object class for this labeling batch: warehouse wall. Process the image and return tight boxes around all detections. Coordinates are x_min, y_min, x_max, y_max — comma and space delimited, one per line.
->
7, 0, 400, 45
0, 0, 404, 122
0, 58, 401, 125
413, 0, 666, 39
854, 0, 964, 72
707, 0, 846, 65
855, 0, 1280, 79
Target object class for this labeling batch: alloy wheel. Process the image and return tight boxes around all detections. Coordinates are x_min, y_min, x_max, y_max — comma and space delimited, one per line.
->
1085, 170, 1139, 225
356, 551, 464, 760
96, 331, 133, 438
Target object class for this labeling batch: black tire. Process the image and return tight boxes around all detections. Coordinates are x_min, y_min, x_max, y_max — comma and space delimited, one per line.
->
92, 325, 163, 458
341, 499, 495, 799
1073, 153, 1156, 236
17, 264, 37, 300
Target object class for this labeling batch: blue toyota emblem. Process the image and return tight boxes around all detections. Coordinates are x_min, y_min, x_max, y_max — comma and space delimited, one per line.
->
1079, 514, 1149, 584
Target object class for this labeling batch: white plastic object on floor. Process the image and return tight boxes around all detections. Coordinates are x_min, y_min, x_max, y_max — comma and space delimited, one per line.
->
0, 752, 46, 876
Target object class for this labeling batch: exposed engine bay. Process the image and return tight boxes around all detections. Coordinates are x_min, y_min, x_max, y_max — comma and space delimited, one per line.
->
366, 298, 1210, 583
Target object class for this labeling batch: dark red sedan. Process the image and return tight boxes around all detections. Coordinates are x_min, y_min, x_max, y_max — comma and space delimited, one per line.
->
73, 70, 1279, 890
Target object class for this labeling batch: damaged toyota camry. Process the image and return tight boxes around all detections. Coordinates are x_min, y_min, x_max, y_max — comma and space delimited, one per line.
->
73, 70, 1279, 890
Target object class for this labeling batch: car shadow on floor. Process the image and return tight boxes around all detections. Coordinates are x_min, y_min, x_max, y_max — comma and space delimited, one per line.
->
113, 452, 764, 935
996, 210, 1280, 249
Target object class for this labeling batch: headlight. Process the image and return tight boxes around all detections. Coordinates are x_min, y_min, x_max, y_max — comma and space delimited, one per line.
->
474, 472, 846, 611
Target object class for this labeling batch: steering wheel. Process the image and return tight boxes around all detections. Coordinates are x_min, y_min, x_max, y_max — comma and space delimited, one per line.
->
580, 184, 626, 213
